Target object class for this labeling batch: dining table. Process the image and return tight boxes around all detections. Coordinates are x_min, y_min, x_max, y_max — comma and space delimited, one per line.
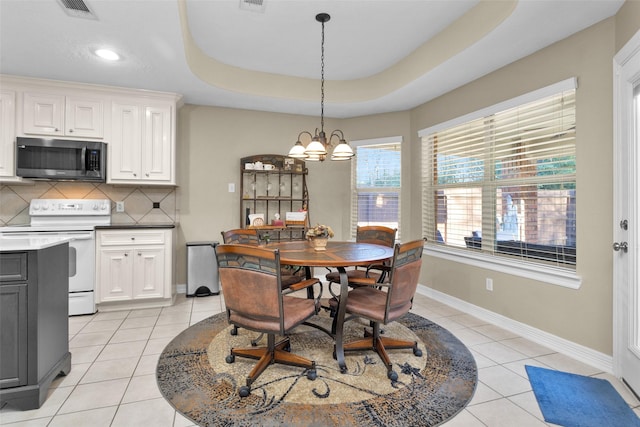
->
268, 240, 394, 373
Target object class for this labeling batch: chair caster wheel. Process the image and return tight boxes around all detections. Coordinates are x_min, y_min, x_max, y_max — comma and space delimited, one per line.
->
230, 327, 238, 336
225, 354, 235, 364
307, 369, 317, 381
284, 344, 291, 352
238, 386, 250, 397
387, 370, 398, 381
414, 347, 423, 357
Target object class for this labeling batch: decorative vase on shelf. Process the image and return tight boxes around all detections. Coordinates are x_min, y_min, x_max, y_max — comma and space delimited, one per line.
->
308, 237, 328, 251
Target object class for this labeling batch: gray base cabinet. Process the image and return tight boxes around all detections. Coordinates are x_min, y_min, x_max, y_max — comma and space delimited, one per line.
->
0, 244, 71, 410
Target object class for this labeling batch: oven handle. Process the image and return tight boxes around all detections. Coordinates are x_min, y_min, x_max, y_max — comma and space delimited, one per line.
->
69, 246, 77, 278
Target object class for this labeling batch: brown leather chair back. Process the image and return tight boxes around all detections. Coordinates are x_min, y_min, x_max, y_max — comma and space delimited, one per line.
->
355, 225, 397, 247
384, 239, 423, 323
221, 228, 260, 245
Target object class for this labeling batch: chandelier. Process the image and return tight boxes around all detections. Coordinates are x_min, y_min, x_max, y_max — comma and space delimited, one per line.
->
288, 13, 354, 162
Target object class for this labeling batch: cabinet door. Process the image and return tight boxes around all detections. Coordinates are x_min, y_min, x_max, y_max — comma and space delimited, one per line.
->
110, 102, 142, 180
65, 96, 104, 138
22, 92, 64, 136
0, 90, 16, 178
142, 105, 172, 182
98, 248, 133, 302
0, 283, 28, 388
132, 246, 165, 299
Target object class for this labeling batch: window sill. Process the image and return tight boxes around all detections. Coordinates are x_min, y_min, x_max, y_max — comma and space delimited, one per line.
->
424, 244, 582, 289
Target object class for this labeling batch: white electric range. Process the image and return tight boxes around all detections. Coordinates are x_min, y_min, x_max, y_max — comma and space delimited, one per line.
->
0, 199, 111, 315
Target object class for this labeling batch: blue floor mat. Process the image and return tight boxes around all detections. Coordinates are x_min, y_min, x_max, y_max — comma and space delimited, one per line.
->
525, 365, 640, 427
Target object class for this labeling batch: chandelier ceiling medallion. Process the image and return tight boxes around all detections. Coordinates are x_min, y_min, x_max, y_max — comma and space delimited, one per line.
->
288, 13, 354, 162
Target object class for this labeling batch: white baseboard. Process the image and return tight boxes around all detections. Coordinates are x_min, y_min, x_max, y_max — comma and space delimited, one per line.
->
416, 284, 614, 374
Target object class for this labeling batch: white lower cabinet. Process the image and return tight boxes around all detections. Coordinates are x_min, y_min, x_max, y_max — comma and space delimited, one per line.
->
96, 228, 174, 309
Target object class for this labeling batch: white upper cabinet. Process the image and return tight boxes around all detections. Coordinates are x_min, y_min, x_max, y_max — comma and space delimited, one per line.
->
23, 92, 104, 138
0, 90, 16, 178
110, 101, 175, 184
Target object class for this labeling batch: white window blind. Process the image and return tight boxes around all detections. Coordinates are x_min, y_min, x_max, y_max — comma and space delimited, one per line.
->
422, 84, 576, 268
351, 137, 402, 239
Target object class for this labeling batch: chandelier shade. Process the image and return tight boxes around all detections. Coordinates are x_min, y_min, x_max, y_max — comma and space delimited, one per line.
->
287, 13, 354, 162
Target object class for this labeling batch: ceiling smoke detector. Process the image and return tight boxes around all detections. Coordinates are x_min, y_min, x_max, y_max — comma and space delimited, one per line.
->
239, 0, 266, 13
56, 0, 97, 20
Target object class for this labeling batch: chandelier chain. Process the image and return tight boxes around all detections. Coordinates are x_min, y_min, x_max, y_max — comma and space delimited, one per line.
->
320, 18, 325, 133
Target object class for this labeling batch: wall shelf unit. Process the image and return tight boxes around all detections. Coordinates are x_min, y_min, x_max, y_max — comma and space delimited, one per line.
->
240, 154, 309, 241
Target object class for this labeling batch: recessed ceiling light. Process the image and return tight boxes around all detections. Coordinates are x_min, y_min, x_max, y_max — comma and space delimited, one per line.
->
95, 49, 120, 61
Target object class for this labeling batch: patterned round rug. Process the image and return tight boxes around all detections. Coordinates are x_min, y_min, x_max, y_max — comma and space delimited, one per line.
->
156, 311, 477, 426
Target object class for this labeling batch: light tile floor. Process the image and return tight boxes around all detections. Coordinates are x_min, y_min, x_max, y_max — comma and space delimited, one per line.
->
1, 292, 639, 426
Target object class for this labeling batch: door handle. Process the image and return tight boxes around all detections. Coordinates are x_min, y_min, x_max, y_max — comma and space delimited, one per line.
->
612, 242, 628, 253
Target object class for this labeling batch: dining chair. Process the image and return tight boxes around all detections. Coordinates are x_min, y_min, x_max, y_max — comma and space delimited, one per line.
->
325, 225, 397, 292
220, 228, 306, 341
330, 239, 424, 381
216, 243, 321, 397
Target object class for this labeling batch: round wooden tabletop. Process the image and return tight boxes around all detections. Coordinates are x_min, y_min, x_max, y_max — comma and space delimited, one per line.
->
268, 240, 394, 268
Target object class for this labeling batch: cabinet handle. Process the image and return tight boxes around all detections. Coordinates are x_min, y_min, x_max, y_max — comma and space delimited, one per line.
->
133, 173, 137, 177
124, 253, 128, 257
138, 252, 142, 256
145, 173, 149, 177
131, 237, 135, 240
54, 128, 59, 132
69, 129, 73, 133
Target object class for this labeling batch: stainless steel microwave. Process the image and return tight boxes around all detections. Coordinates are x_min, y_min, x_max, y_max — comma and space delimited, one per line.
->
16, 137, 106, 181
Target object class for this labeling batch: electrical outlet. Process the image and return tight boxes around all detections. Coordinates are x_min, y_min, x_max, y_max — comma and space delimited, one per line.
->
486, 278, 493, 291
228, 183, 235, 193
116, 201, 125, 212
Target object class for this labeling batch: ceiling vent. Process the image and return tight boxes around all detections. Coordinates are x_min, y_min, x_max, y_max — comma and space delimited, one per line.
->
57, 0, 97, 20
239, 0, 266, 13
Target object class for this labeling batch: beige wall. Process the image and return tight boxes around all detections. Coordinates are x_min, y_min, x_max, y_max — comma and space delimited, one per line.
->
409, 18, 616, 355
615, 0, 640, 52
175, 106, 356, 283
176, 8, 639, 356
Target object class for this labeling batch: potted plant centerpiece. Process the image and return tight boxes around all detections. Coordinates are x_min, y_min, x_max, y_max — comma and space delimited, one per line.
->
306, 224, 334, 251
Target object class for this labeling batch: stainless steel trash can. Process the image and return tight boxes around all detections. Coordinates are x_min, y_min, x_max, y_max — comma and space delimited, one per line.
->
186, 241, 219, 297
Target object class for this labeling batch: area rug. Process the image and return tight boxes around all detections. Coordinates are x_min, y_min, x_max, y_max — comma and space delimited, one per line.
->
525, 365, 640, 427
157, 311, 477, 427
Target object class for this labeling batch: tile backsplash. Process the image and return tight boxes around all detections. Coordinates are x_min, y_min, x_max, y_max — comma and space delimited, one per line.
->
0, 182, 177, 226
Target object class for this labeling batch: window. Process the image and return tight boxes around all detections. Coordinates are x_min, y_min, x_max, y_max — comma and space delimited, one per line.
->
351, 137, 402, 239
421, 79, 576, 269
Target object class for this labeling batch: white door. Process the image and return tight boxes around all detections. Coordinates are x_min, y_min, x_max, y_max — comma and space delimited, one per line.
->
65, 96, 104, 138
132, 246, 165, 299
0, 90, 16, 178
613, 30, 640, 395
142, 104, 172, 182
111, 102, 142, 181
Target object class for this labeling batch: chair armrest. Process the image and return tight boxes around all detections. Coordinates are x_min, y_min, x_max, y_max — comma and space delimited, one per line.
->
346, 277, 378, 287
366, 264, 390, 274
284, 278, 320, 294
366, 263, 391, 283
